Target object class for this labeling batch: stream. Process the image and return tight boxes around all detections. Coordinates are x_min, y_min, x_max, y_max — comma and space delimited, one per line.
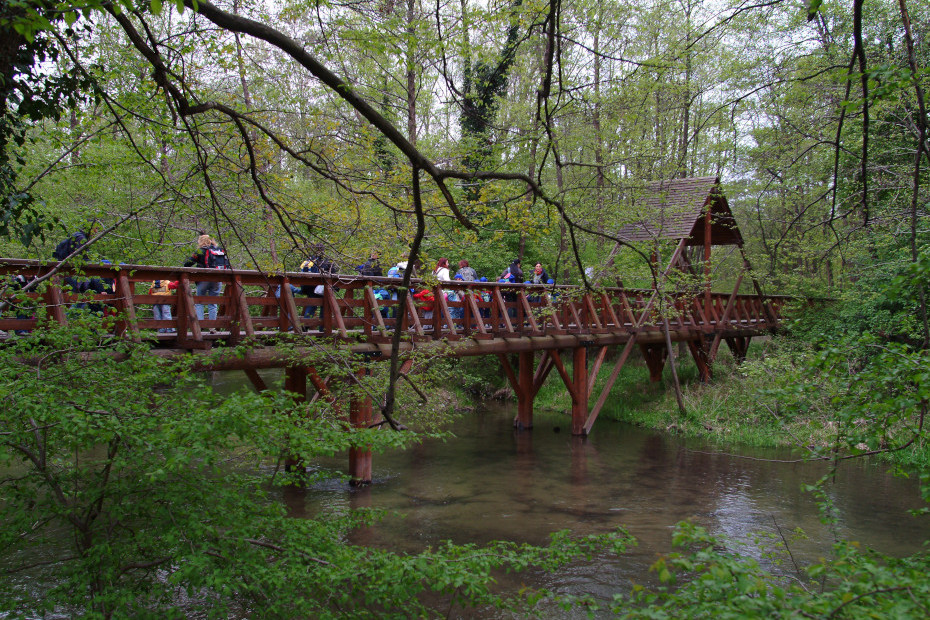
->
262, 399, 930, 607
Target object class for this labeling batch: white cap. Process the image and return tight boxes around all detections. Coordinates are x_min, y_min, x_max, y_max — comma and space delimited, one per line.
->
396, 261, 408, 269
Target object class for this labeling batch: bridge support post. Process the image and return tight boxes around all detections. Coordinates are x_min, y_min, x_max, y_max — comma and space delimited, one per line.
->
725, 337, 751, 364
283, 366, 308, 473
571, 347, 589, 435
515, 351, 534, 430
640, 343, 668, 382
687, 340, 712, 382
348, 368, 373, 486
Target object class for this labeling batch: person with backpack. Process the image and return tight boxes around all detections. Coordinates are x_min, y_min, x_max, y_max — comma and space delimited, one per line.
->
356, 251, 383, 277
149, 279, 178, 333
183, 234, 228, 325
299, 247, 337, 318
53, 228, 94, 301
455, 259, 478, 281
500, 258, 523, 282
53, 231, 89, 262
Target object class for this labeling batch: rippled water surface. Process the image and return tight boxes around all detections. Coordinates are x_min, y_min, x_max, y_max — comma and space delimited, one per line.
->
265, 396, 930, 603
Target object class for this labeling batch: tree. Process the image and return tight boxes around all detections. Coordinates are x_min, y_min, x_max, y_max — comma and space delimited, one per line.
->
0, 320, 631, 617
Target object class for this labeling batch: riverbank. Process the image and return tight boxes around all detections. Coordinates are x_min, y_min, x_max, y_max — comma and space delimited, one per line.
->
516, 338, 930, 470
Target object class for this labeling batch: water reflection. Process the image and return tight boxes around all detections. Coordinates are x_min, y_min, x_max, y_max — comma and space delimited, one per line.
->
290, 402, 930, 595
207, 364, 930, 599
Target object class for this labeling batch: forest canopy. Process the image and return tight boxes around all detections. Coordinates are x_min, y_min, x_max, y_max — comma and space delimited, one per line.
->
2, 0, 930, 617
0, 0, 924, 295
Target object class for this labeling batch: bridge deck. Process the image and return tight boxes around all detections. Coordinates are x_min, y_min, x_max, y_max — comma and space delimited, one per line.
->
1, 258, 791, 480
0, 260, 785, 356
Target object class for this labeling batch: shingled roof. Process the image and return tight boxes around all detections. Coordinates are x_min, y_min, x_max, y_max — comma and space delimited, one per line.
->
616, 176, 743, 247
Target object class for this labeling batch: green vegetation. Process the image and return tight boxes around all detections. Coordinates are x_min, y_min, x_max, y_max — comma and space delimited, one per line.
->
0, 321, 632, 617
1, 0, 930, 616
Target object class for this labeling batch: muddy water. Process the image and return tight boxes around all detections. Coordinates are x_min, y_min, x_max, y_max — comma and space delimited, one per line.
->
274, 401, 930, 603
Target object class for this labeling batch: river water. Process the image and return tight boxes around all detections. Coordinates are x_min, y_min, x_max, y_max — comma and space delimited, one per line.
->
269, 399, 930, 605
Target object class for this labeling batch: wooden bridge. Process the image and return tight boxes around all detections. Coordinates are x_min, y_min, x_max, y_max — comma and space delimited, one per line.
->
0, 178, 793, 483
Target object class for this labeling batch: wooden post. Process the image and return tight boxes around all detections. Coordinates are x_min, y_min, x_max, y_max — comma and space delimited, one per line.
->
704, 201, 713, 322
640, 343, 668, 382
725, 336, 750, 363
515, 351, 534, 430
283, 366, 308, 473
349, 367, 373, 486
687, 340, 712, 382
43, 280, 68, 326
571, 346, 588, 435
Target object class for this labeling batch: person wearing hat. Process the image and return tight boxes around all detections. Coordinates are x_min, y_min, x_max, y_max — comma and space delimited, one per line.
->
500, 258, 523, 282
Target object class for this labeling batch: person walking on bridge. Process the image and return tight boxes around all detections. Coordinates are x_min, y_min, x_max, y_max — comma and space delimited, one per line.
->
183, 234, 228, 325
455, 259, 478, 281
433, 258, 451, 281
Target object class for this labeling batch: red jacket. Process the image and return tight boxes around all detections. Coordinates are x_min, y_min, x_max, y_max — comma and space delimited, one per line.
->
412, 288, 435, 310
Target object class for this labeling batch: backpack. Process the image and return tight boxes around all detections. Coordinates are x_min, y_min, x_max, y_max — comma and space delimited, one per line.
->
205, 246, 229, 269
53, 232, 87, 261
357, 259, 382, 277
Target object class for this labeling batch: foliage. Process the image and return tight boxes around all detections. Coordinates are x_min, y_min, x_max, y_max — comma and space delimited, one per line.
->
0, 322, 632, 617
618, 521, 930, 618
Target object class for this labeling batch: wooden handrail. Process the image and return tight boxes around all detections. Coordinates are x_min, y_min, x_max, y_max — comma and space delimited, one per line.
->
0, 258, 790, 347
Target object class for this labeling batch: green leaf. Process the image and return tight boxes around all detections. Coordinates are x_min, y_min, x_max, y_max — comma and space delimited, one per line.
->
150, 0, 163, 14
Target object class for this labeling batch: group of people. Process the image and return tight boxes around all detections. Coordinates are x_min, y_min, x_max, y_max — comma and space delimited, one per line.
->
379, 256, 553, 286
140, 235, 228, 332
37, 229, 557, 332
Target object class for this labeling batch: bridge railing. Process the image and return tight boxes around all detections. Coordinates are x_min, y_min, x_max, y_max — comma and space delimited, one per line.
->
0, 259, 788, 345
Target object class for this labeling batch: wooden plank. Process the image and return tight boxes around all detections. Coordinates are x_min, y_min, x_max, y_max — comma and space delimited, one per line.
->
584, 294, 603, 330
244, 368, 267, 392
549, 349, 579, 403
600, 292, 621, 329
466, 292, 488, 335
532, 350, 551, 386
515, 351, 534, 429
493, 288, 513, 333
518, 292, 539, 333
281, 277, 303, 334
708, 272, 744, 362
43, 281, 68, 326
619, 290, 637, 328
236, 276, 255, 337
177, 273, 203, 343
364, 285, 387, 336
404, 293, 425, 336
435, 285, 457, 337
323, 281, 348, 338
532, 351, 554, 396
587, 345, 609, 394
306, 366, 336, 404
584, 337, 637, 434
687, 340, 712, 382
497, 353, 520, 396
543, 292, 563, 331
116, 272, 141, 342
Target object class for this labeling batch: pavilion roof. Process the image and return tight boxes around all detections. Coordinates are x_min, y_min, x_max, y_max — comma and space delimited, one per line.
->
615, 176, 743, 247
